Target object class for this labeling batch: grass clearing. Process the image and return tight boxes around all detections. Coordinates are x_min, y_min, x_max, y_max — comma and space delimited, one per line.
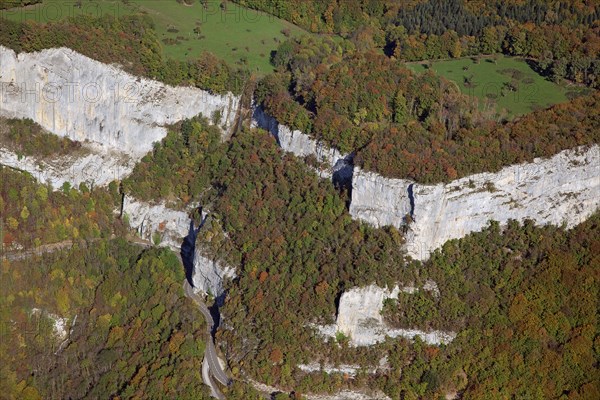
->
129, 0, 307, 75
1, 0, 309, 75
407, 55, 590, 118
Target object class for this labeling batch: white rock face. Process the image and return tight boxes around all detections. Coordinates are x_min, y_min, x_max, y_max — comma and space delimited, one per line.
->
30, 308, 68, 340
299, 357, 388, 377
121, 195, 190, 250
314, 284, 455, 346
192, 249, 236, 298
0, 145, 192, 252
249, 379, 391, 400
298, 363, 366, 376
305, 390, 391, 400
252, 106, 352, 179
351, 145, 600, 260
0, 46, 239, 158
0, 145, 134, 188
1, 47, 241, 298
349, 170, 413, 227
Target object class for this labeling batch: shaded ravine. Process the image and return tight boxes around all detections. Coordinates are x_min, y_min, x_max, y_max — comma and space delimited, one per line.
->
180, 211, 231, 398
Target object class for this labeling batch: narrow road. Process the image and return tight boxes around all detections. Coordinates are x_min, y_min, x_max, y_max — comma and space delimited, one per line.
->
1, 240, 75, 261
3, 233, 231, 396
183, 280, 232, 389
202, 356, 224, 400
1, 234, 144, 262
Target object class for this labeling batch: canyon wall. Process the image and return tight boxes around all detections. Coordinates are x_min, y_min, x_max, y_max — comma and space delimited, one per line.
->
121, 195, 191, 250
3, 46, 598, 284
251, 106, 353, 181
0, 46, 241, 296
351, 145, 600, 260
253, 107, 599, 263
191, 250, 236, 300
0, 46, 239, 158
0, 144, 134, 188
313, 283, 455, 347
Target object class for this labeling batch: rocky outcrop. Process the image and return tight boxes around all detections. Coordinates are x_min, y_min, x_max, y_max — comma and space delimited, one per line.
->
249, 379, 391, 400
313, 284, 455, 346
254, 108, 599, 263
30, 308, 68, 341
0, 46, 239, 158
0, 144, 134, 188
3, 47, 597, 266
0, 44, 240, 253
298, 356, 389, 377
305, 391, 391, 400
121, 195, 191, 249
192, 250, 236, 299
351, 145, 600, 260
0, 144, 194, 253
348, 170, 413, 227
251, 106, 353, 181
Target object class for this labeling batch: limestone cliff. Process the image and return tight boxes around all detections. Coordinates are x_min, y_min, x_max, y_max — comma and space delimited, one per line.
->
0, 45, 241, 254
351, 145, 600, 260
121, 195, 191, 249
0, 144, 134, 188
313, 284, 455, 346
3, 45, 598, 284
0, 46, 239, 158
191, 250, 236, 300
348, 170, 413, 227
251, 106, 353, 181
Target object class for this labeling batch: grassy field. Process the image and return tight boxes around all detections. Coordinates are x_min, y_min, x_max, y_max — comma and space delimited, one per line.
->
1, 0, 308, 75
407, 55, 589, 118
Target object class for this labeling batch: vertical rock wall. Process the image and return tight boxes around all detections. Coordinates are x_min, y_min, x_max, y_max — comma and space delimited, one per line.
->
351, 146, 600, 260
251, 106, 353, 180
0, 46, 240, 158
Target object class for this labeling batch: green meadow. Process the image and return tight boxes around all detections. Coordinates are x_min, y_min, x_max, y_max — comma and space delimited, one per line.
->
1, 0, 308, 74
408, 55, 589, 118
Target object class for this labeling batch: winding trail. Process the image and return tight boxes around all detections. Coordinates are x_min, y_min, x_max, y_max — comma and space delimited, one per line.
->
184, 279, 231, 398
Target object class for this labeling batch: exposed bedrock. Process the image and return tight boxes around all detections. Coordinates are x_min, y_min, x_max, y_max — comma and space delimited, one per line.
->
251, 106, 354, 183
3, 47, 598, 266
350, 145, 600, 260
313, 283, 455, 347
0, 46, 239, 158
121, 195, 191, 249
191, 250, 236, 301
0, 144, 135, 188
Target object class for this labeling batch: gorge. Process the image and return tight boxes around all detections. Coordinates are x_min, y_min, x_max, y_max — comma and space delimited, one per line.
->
2, 46, 597, 264
2, 47, 599, 362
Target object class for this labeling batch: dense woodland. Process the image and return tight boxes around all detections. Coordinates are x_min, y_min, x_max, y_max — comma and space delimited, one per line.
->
0, 0, 40, 10
235, 0, 599, 35
246, 0, 600, 181
236, 0, 600, 85
0, 166, 121, 250
356, 92, 600, 182
123, 116, 225, 206
382, 215, 600, 399
0, 239, 217, 399
259, 37, 600, 182
0, 1, 598, 399
0, 14, 247, 94
0, 165, 265, 399
121, 116, 599, 397
1, 112, 598, 398
0, 118, 86, 158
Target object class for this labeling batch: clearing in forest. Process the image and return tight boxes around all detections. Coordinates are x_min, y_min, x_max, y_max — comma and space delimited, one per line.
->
1, 0, 308, 75
408, 55, 590, 118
